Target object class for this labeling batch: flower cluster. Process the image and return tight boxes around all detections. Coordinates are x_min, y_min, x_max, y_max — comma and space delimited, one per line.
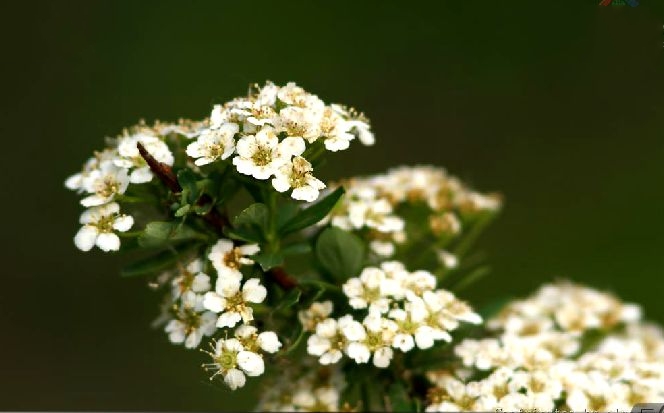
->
65, 120, 207, 251
325, 165, 501, 259
255, 364, 346, 412
186, 81, 374, 202
306, 261, 481, 368
197, 239, 282, 390
425, 281, 664, 412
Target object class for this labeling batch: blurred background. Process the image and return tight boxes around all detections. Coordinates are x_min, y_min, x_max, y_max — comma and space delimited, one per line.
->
1, 0, 663, 410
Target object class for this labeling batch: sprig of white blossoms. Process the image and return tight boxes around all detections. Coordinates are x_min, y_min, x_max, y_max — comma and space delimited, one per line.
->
158, 258, 217, 349
425, 281, 664, 412
305, 261, 481, 369
256, 364, 345, 412
66, 121, 204, 252
185, 81, 374, 202
324, 165, 501, 258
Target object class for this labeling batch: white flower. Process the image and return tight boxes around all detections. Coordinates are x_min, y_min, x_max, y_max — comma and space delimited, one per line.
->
318, 107, 355, 152
170, 259, 210, 299
232, 128, 302, 179
298, 300, 334, 332
233, 325, 282, 355
165, 291, 216, 349
203, 277, 267, 328
186, 122, 239, 166
272, 156, 326, 202
342, 267, 393, 313
74, 202, 133, 252
207, 239, 259, 281
203, 338, 265, 390
80, 161, 130, 207
307, 318, 344, 365
346, 119, 375, 146
115, 133, 174, 183
274, 106, 321, 142
256, 331, 282, 353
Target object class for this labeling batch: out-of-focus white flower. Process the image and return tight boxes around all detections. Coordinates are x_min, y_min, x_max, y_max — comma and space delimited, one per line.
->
207, 239, 259, 281
74, 202, 133, 252
186, 122, 239, 166
307, 318, 344, 365
203, 277, 267, 328
170, 259, 210, 299
165, 291, 217, 349
299, 301, 334, 332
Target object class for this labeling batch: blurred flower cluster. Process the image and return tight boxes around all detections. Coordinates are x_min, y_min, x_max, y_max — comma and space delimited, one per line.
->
425, 282, 664, 412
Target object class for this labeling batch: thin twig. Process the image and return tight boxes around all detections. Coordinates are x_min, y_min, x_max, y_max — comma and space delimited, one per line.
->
136, 142, 182, 193
268, 267, 298, 290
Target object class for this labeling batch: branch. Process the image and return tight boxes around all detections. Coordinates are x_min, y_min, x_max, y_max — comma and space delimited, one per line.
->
268, 267, 298, 290
137, 142, 182, 193
137, 142, 228, 234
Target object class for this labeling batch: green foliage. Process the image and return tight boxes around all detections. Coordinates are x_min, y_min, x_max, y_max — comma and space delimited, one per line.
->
227, 203, 269, 243
138, 221, 204, 248
278, 187, 345, 236
120, 244, 199, 277
253, 251, 284, 271
315, 226, 365, 280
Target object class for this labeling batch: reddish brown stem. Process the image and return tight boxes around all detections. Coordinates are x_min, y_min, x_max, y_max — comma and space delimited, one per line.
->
268, 267, 298, 290
136, 142, 182, 193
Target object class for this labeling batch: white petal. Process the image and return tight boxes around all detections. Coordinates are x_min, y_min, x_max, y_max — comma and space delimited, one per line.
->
271, 176, 290, 192
96, 232, 120, 252
203, 292, 227, 313
238, 244, 260, 256
224, 369, 246, 390
242, 278, 267, 303
373, 347, 393, 368
237, 351, 264, 376
184, 330, 202, 349
279, 137, 305, 157
217, 311, 242, 328
130, 167, 153, 183
346, 342, 371, 363
192, 273, 211, 293
112, 215, 134, 232
74, 226, 98, 251
291, 186, 319, 202
257, 331, 282, 353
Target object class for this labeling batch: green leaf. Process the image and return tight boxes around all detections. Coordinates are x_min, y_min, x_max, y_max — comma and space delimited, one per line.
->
174, 204, 191, 217
252, 251, 284, 271
283, 323, 305, 355
387, 382, 413, 412
223, 227, 261, 243
275, 202, 299, 228
120, 244, 198, 277
281, 242, 312, 256
315, 227, 365, 280
138, 221, 202, 248
276, 288, 301, 311
231, 203, 269, 242
278, 187, 345, 236
177, 169, 198, 204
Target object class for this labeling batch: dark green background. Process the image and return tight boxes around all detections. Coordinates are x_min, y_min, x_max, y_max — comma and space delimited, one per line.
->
2, 0, 663, 410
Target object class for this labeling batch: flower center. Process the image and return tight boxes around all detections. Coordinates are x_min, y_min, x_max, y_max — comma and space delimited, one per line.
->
95, 215, 116, 233
216, 350, 238, 370
252, 146, 272, 166
223, 248, 243, 269
97, 177, 120, 198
